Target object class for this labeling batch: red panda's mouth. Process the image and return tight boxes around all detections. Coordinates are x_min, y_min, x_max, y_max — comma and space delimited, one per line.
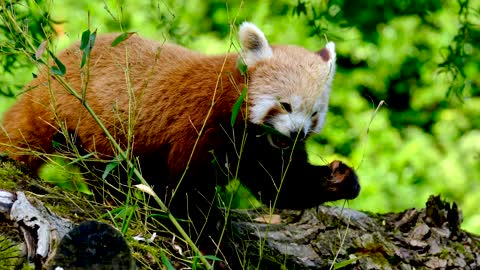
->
266, 133, 291, 149
256, 124, 305, 150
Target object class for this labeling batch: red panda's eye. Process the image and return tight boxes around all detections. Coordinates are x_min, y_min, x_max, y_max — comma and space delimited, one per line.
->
280, 102, 292, 113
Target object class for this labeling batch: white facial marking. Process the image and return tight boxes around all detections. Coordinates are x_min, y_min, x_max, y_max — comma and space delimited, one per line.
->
250, 96, 277, 124
269, 112, 312, 138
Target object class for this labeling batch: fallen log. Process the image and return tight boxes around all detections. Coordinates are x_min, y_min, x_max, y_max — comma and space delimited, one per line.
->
0, 155, 479, 269
229, 196, 480, 269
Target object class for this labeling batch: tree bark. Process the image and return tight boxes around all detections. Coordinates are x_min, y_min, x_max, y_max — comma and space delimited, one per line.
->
229, 196, 480, 269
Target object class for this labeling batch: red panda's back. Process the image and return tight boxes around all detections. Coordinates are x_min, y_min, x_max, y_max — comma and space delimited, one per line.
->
0, 34, 241, 174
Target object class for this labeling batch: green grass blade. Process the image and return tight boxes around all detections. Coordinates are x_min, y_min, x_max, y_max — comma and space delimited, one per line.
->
333, 257, 358, 269
160, 250, 176, 270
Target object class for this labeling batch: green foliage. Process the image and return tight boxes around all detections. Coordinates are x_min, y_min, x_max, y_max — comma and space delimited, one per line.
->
39, 158, 92, 195
0, 0, 55, 96
218, 179, 262, 209
79, 29, 96, 68
111, 32, 136, 47
300, 0, 480, 233
0, 0, 479, 237
301, 1, 480, 232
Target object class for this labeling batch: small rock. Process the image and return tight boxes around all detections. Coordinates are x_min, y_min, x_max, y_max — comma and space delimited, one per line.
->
425, 258, 447, 268
453, 257, 467, 267
427, 237, 441, 254
409, 224, 430, 240
408, 239, 428, 248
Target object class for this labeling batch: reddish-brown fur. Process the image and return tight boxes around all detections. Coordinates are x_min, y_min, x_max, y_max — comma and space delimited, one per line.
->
1, 34, 244, 186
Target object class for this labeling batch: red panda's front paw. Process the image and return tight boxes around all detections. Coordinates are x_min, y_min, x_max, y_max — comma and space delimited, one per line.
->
328, 160, 360, 200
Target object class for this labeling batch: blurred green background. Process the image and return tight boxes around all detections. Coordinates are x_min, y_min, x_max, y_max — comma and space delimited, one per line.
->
1, 0, 479, 233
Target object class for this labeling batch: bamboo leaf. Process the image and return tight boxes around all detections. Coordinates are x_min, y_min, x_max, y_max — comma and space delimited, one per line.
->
79, 29, 91, 50
231, 86, 248, 127
80, 30, 97, 68
49, 51, 66, 76
81, 51, 87, 68
111, 32, 136, 47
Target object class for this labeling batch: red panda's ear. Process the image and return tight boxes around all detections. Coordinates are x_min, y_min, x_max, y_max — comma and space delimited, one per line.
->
239, 22, 273, 67
317, 42, 336, 64
317, 42, 336, 80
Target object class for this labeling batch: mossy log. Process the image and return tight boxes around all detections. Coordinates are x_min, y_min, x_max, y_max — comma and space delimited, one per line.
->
0, 156, 479, 269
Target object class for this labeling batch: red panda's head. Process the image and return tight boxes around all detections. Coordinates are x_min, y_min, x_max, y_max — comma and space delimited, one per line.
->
239, 22, 336, 148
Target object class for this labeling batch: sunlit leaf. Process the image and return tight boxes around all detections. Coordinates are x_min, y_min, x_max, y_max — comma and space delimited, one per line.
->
39, 160, 92, 195
75, 181, 93, 195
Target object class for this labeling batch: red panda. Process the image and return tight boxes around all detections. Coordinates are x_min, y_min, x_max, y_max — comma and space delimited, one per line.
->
0, 23, 359, 222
